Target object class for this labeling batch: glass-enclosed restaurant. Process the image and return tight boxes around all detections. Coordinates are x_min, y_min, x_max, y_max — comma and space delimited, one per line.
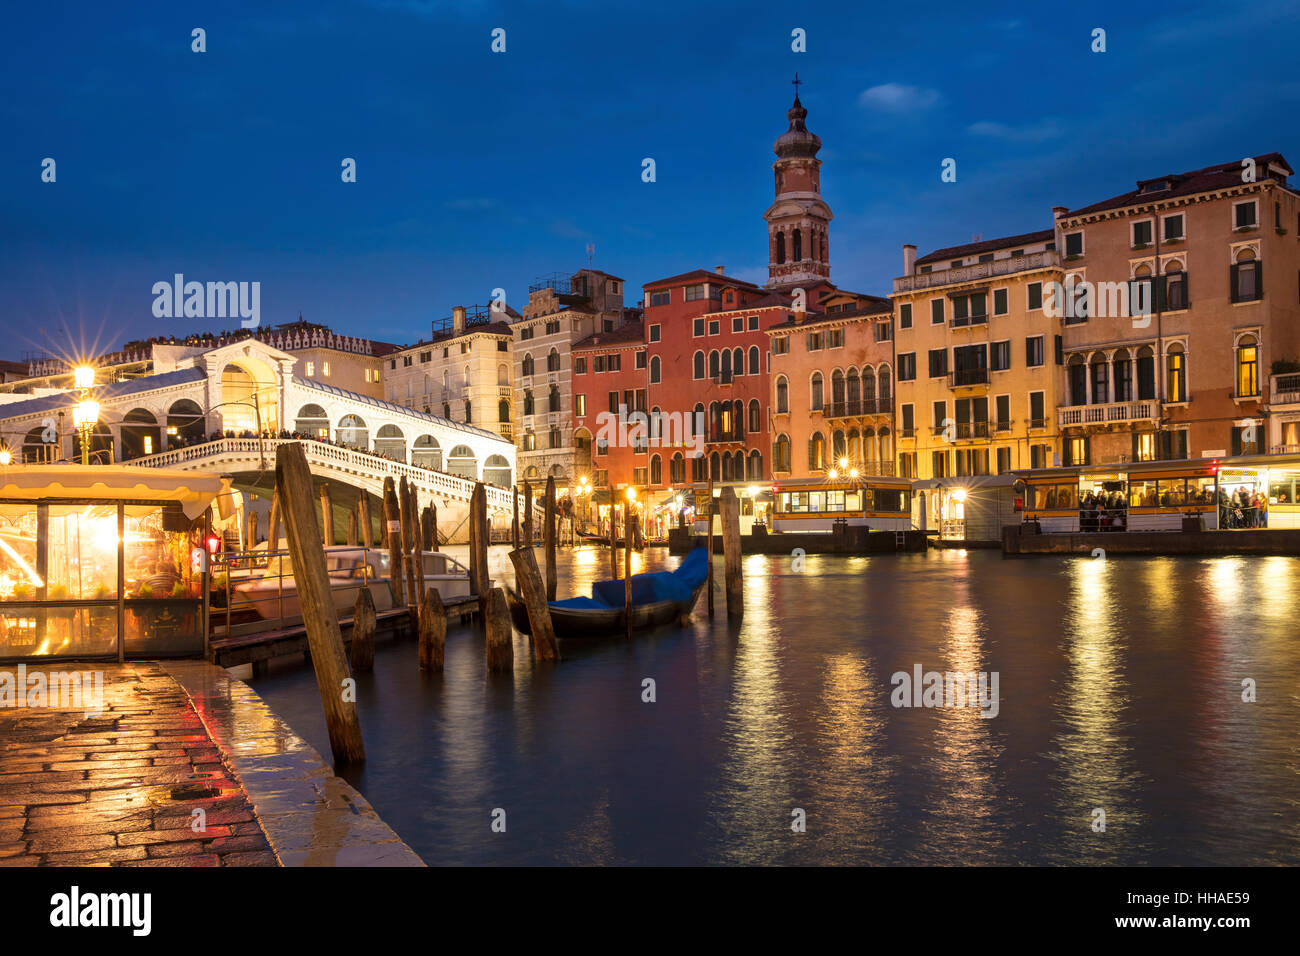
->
0, 466, 222, 660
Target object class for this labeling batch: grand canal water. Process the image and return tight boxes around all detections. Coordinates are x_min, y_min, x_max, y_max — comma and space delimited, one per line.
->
253, 546, 1300, 866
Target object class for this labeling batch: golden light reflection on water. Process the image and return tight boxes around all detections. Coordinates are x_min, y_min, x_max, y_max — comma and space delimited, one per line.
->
1053, 557, 1144, 861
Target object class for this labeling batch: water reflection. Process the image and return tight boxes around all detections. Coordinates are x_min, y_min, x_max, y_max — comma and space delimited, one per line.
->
254, 547, 1300, 865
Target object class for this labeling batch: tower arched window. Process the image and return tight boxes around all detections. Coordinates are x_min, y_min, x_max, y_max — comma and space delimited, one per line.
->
793, 228, 802, 262
776, 376, 789, 414
776, 232, 786, 265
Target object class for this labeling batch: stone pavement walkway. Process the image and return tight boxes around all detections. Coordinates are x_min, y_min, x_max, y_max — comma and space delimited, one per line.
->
0, 662, 276, 867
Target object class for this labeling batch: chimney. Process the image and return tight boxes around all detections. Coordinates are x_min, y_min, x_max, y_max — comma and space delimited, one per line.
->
903, 244, 917, 277
452, 306, 466, 336
1052, 206, 1068, 220
715, 265, 725, 275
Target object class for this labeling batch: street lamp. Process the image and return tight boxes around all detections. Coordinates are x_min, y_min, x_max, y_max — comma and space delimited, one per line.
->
0, 447, 11, 466
72, 366, 99, 466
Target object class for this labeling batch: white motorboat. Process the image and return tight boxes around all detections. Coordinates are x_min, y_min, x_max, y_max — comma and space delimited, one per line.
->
233, 546, 475, 620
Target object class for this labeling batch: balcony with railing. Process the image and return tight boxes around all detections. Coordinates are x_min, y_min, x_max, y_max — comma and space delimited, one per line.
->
954, 421, 992, 440
712, 371, 734, 386
893, 250, 1060, 293
1270, 372, 1300, 406
706, 426, 746, 445
1058, 400, 1159, 426
949, 368, 990, 388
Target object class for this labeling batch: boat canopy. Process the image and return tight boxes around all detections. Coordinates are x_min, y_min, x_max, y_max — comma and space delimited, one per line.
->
0, 465, 223, 519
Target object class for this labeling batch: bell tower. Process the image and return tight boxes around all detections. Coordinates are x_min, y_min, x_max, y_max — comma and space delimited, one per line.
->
765, 75, 833, 289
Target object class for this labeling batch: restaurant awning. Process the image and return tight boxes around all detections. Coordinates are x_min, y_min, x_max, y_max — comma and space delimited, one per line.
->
0, 465, 225, 519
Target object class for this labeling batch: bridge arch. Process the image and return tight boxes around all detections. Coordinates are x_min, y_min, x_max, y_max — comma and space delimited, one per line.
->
483, 454, 512, 487
335, 414, 369, 450
294, 403, 329, 439
167, 399, 205, 445
120, 407, 160, 460
412, 434, 441, 470
373, 423, 406, 461
446, 444, 477, 479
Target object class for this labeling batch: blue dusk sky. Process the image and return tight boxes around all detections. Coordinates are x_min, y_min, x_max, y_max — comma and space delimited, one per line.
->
2, 0, 1298, 357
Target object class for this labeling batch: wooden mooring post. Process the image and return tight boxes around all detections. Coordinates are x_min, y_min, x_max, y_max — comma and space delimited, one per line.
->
624, 501, 634, 640
706, 477, 715, 617
720, 486, 743, 620
320, 484, 334, 546
508, 546, 559, 661
382, 477, 404, 609
512, 488, 520, 550
421, 504, 434, 551
484, 587, 513, 673
358, 492, 373, 548
267, 491, 281, 551
523, 480, 534, 545
407, 482, 426, 613
245, 507, 259, 551
351, 586, 376, 674
418, 588, 446, 670
544, 476, 558, 601
275, 443, 365, 765
609, 502, 619, 579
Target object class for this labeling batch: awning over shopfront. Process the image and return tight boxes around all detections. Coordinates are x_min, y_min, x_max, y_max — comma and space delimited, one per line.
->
0, 466, 224, 519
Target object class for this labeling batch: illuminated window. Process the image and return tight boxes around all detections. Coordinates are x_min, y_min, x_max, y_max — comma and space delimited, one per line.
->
1166, 344, 1186, 403
1236, 334, 1259, 397
305, 361, 315, 376
323, 361, 331, 377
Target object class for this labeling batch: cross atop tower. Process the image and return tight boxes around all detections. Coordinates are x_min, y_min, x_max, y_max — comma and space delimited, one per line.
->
792, 72, 802, 98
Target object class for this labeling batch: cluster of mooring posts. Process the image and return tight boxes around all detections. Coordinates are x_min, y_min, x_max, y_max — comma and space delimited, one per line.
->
272, 443, 744, 766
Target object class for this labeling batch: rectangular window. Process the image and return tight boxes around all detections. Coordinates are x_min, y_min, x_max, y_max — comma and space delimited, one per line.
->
897, 352, 916, 381
748, 315, 759, 331
827, 328, 844, 348
607, 391, 619, 414
993, 288, 1008, 315
649, 324, 661, 343
594, 355, 606, 373
575, 394, 586, 417
649, 291, 670, 307
1027, 282, 1043, 311
708, 320, 720, 335
951, 292, 988, 326
685, 284, 707, 301
1029, 392, 1045, 428
899, 303, 913, 329
306, 361, 315, 376
932, 401, 947, 431
1132, 220, 1153, 247
635, 351, 646, 369
996, 446, 1012, 473
932, 450, 949, 478
772, 336, 789, 355
995, 395, 1011, 431
991, 340, 1011, 371
1064, 231, 1084, 257
1163, 214, 1184, 241
575, 357, 586, 374
732, 317, 744, 332
928, 348, 948, 378
1234, 200, 1257, 229
693, 318, 705, 336
874, 322, 891, 342
1025, 335, 1044, 367
901, 403, 915, 435
807, 331, 823, 351
930, 299, 945, 324
609, 354, 621, 372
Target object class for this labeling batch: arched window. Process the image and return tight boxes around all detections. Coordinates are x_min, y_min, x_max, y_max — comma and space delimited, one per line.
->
498, 363, 510, 385
650, 454, 662, 485
650, 406, 662, 441
1232, 248, 1259, 301
522, 353, 534, 376
848, 428, 861, 461
498, 399, 510, 423
693, 351, 705, 379
549, 386, 561, 412
846, 367, 861, 407
747, 450, 762, 481
1136, 345, 1156, 400
749, 345, 760, 375
810, 372, 823, 411
732, 348, 744, 376
831, 369, 845, 413
773, 434, 791, 473
483, 454, 512, 486
446, 444, 477, 479
709, 350, 721, 378
670, 452, 685, 484
167, 399, 205, 443
1090, 352, 1109, 405
547, 348, 560, 372
733, 400, 745, 439
876, 366, 891, 404
1164, 259, 1187, 310
808, 431, 825, 470
720, 349, 731, 377
523, 390, 534, 415
710, 451, 721, 481
1166, 343, 1186, 403
23, 425, 53, 463
793, 228, 802, 262
748, 399, 760, 433
776, 375, 789, 414
1236, 334, 1259, 397
776, 231, 786, 265
650, 355, 661, 384
693, 403, 705, 439
832, 429, 847, 462
464, 399, 472, 422
1067, 354, 1088, 406
335, 414, 369, 450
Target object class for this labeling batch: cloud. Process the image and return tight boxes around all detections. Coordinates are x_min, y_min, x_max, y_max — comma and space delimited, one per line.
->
967, 119, 1065, 143
858, 84, 942, 113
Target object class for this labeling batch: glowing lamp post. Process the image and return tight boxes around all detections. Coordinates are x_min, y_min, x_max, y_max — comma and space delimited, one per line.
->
0, 448, 11, 466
